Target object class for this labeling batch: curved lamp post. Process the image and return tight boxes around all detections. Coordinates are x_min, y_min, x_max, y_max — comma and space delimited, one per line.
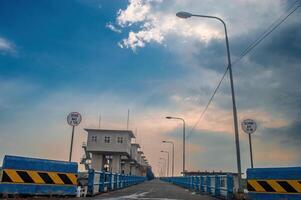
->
166, 116, 186, 174
163, 140, 174, 176
176, 11, 242, 192
161, 150, 170, 177
159, 157, 167, 177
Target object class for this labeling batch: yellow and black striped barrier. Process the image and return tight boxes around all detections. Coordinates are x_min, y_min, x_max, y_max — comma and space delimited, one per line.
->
247, 179, 301, 194
1, 169, 77, 185
247, 167, 301, 200
0, 155, 78, 196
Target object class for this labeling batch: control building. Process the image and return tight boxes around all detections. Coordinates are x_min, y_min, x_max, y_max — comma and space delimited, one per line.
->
82, 129, 149, 176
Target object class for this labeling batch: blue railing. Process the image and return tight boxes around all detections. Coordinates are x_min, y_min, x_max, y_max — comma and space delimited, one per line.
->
87, 169, 146, 196
161, 174, 234, 200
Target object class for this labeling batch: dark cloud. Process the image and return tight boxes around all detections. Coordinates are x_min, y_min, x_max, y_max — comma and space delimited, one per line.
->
263, 120, 301, 147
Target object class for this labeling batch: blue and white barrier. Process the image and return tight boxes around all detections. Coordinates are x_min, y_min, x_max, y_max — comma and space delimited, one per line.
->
247, 167, 301, 200
161, 174, 234, 199
0, 155, 78, 196
87, 169, 146, 196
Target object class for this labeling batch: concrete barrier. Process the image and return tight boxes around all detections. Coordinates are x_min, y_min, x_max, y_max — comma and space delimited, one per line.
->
0, 155, 78, 196
161, 174, 234, 199
247, 167, 301, 200
87, 169, 146, 196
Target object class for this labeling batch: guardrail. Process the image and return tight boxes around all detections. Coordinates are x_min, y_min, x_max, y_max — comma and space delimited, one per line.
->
161, 174, 234, 200
87, 169, 146, 196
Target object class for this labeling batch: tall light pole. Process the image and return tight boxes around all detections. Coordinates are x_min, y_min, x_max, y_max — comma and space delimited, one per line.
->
158, 162, 163, 177
166, 116, 186, 174
161, 150, 170, 177
176, 11, 242, 192
163, 140, 174, 176
160, 158, 167, 177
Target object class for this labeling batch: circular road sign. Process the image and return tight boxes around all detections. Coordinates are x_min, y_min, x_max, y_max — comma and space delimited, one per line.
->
241, 119, 257, 134
67, 112, 82, 126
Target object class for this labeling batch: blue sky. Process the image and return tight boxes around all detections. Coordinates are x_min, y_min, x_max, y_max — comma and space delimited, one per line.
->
1, 0, 301, 175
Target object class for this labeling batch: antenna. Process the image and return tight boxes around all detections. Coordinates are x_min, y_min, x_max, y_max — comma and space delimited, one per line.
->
135, 128, 138, 143
126, 109, 130, 130
98, 113, 101, 128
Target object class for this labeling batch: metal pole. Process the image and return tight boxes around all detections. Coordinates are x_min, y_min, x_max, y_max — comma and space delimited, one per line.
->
167, 152, 170, 177
224, 20, 242, 192
126, 109, 130, 130
69, 126, 75, 162
163, 141, 175, 176
160, 158, 167, 177
192, 14, 242, 191
166, 117, 186, 174
182, 120, 186, 174
172, 143, 174, 176
249, 134, 254, 168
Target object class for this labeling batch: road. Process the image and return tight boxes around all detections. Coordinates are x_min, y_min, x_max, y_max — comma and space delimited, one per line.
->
86, 179, 217, 200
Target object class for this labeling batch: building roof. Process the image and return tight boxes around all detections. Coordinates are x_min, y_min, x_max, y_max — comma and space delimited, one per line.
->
84, 128, 135, 138
138, 151, 144, 154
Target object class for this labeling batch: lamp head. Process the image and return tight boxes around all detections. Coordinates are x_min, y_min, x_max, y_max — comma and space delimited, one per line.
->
176, 11, 192, 19
166, 116, 172, 119
162, 140, 166, 143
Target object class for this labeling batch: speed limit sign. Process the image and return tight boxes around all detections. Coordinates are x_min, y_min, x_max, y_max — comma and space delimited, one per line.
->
67, 112, 82, 126
241, 119, 257, 134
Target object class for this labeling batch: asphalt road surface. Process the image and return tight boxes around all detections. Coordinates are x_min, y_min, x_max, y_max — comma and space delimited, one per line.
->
87, 179, 217, 200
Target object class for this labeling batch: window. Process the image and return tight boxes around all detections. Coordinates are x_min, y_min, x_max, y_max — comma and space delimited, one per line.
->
117, 137, 123, 144
104, 136, 110, 143
91, 135, 97, 142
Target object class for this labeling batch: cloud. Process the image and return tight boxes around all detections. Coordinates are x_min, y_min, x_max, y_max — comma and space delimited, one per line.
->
105, 22, 122, 33
0, 37, 16, 54
116, 0, 223, 50
117, 0, 152, 26
115, 0, 285, 50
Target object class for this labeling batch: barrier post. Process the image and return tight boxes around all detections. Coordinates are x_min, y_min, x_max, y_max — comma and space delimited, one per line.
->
227, 174, 233, 200
201, 176, 205, 193
99, 172, 105, 192
87, 169, 95, 195
108, 173, 113, 191
195, 176, 199, 192
114, 173, 118, 189
215, 175, 221, 197
206, 176, 211, 194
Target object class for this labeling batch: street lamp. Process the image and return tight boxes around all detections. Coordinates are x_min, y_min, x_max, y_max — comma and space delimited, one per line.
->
163, 140, 174, 176
158, 162, 163, 177
159, 158, 167, 177
161, 150, 170, 177
176, 11, 242, 192
166, 116, 186, 174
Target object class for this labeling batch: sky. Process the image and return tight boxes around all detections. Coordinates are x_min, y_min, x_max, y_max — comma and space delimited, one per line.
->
0, 0, 300, 176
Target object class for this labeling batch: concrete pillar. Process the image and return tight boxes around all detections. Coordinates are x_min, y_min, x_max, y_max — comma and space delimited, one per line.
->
124, 161, 131, 175
111, 155, 121, 173
91, 153, 103, 171
131, 165, 137, 176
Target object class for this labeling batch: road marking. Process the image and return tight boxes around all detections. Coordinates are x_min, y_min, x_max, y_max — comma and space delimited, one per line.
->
94, 189, 180, 200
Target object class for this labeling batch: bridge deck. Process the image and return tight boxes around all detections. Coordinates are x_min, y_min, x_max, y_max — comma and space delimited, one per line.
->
88, 179, 217, 200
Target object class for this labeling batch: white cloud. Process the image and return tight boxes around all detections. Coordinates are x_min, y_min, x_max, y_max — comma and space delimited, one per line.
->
115, 0, 284, 50
0, 37, 16, 53
117, 0, 152, 27
105, 22, 122, 33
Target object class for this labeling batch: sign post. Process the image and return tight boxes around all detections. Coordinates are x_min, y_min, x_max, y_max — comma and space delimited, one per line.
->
67, 112, 82, 162
241, 119, 257, 168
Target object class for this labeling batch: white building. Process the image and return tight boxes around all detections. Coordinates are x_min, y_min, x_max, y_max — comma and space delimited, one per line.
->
84, 129, 135, 173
